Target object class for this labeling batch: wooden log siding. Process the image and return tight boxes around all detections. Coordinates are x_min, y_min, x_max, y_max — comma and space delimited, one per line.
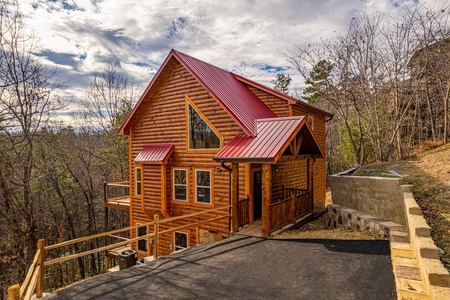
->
272, 159, 308, 201
143, 165, 162, 213
129, 60, 245, 253
245, 84, 290, 117
291, 105, 327, 208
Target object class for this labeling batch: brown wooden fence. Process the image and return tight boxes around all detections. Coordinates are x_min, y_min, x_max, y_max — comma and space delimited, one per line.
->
8, 206, 230, 300
270, 190, 312, 232
237, 198, 250, 227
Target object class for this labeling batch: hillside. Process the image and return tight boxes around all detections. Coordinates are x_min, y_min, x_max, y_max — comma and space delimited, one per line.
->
357, 143, 450, 271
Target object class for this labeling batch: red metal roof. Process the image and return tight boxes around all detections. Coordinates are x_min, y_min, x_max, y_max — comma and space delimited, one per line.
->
172, 50, 276, 136
233, 73, 333, 118
214, 116, 323, 163
119, 49, 330, 137
134, 143, 174, 164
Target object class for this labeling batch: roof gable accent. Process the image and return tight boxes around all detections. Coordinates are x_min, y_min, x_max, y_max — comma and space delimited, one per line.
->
119, 49, 276, 136
233, 73, 333, 118
173, 51, 276, 136
134, 143, 174, 164
213, 116, 324, 163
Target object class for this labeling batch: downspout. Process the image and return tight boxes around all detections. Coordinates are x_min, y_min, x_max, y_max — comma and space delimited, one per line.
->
221, 161, 232, 237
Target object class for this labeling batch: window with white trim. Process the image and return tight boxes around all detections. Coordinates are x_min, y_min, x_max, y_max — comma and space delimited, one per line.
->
188, 103, 220, 149
135, 167, 142, 196
173, 169, 187, 201
174, 231, 189, 251
195, 170, 211, 204
136, 224, 148, 253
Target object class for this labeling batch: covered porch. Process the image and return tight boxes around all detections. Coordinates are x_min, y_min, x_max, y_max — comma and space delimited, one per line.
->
214, 116, 324, 237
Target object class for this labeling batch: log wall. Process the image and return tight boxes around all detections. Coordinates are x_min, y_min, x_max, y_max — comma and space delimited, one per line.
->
129, 58, 245, 256
291, 104, 327, 208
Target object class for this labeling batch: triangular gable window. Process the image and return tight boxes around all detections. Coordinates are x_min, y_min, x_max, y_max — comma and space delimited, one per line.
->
188, 102, 221, 150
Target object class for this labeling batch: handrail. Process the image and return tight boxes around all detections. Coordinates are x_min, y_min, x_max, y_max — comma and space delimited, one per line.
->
106, 181, 130, 187
46, 206, 229, 251
270, 197, 291, 207
108, 234, 130, 241
10, 205, 231, 300
20, 248, 41, 297
45, 206, 229, 265
9, 240, 45, 300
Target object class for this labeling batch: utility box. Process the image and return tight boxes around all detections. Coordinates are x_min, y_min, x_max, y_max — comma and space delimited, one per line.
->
118, 250, 137, 270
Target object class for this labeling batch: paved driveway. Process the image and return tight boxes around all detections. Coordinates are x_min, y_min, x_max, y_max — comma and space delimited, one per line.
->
48, 236, 396, 300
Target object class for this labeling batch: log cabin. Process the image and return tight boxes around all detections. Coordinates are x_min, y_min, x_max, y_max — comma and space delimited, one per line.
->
105, 49, 332, 259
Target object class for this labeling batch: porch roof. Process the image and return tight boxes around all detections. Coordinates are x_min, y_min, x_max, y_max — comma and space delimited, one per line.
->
134, 143, 174, 164
213, 116, 323, 163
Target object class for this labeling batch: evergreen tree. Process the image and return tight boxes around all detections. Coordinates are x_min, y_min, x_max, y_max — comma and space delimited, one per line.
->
271, 73, 292, 94
302, 60, 334, 105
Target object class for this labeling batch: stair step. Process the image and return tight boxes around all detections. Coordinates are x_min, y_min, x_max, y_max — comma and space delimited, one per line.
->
396, 278, 427, 294
391, 242, 415, 259
392, 256, 419, 268
397, 289, 430, 300
391, 231, 410, 243
395, 265, 422, 281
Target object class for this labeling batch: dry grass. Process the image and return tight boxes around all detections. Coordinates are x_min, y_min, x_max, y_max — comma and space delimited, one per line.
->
274, 214, 386, 240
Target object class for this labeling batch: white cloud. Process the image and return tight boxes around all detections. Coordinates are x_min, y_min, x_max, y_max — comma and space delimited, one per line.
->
17, 0, 450, 108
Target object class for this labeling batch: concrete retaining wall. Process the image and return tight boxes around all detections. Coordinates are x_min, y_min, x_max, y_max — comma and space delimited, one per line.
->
329, 175, 406, 225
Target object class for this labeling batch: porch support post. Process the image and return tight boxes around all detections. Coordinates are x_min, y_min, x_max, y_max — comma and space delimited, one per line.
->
245, 163, 254, 224
231, 163, 239, 233
261, 163, 272, 237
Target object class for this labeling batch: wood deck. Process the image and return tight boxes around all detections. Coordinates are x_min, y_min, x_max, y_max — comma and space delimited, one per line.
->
106, 244, 131, 259
237, 220, 263, 237
105, 196, 130, 210
237, 212, 314, 238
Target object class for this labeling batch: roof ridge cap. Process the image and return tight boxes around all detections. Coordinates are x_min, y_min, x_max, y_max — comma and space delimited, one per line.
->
173, 49, 231, 74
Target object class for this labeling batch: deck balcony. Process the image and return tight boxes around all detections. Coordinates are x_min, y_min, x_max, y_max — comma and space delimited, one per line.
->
104, 181, 130, 210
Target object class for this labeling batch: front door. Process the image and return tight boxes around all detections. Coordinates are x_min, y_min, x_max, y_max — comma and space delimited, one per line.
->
253, 171, 262, 220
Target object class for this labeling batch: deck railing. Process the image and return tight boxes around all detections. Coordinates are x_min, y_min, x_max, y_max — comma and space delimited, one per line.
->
270, 190, 312, 232
237, 198, 250, 227
8, 206, 230, 300
104, 181, 130, 210
283, 186, 308, 199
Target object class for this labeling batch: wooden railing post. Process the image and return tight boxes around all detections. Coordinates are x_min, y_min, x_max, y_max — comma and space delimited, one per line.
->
8, 284, 20, 300
36, 239, 45, 298
154, 214, 159, 259
291, 194, 296, 223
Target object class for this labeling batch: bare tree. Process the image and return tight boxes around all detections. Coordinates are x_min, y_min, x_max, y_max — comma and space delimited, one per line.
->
0, 0, 63, 294
286, 3, 450, 168
80, 62, 136, 180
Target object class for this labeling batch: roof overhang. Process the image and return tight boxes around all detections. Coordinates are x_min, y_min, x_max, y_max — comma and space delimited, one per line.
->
214, 116, 324, 163
134, 143, 174, 164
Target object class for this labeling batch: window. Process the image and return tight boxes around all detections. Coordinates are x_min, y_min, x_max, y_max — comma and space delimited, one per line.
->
195, 170, 211, 204
173, 169, 187, 201
174, 231, 189, 251
135, 167, 142, 196
136, 224, 148, 253
188, 103, 220, 150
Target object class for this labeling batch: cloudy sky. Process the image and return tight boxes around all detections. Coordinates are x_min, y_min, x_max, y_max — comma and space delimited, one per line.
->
18, 0, 448, 121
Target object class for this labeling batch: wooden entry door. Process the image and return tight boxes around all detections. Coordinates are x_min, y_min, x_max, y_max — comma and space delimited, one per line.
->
253, 171, 262, 220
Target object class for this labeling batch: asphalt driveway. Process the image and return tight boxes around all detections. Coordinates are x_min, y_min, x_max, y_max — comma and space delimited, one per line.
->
48, 236, 396, 300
